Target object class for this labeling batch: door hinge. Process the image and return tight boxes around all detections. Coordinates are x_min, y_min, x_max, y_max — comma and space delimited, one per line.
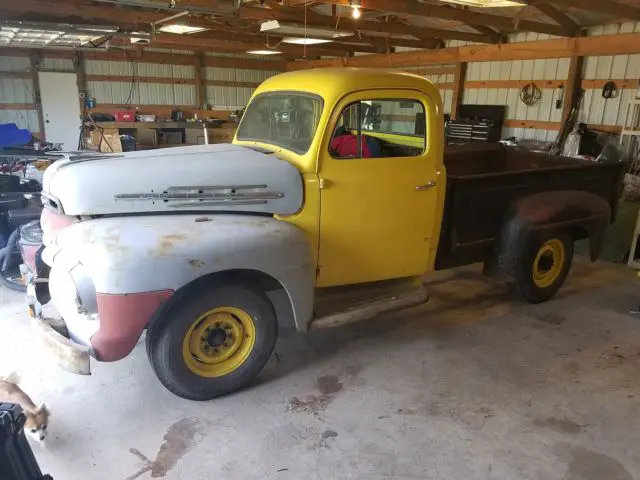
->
319, 178, 325, 189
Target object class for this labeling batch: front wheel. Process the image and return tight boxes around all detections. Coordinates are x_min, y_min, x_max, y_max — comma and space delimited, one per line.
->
514, 233, 574, 304
146, 282, 278, 400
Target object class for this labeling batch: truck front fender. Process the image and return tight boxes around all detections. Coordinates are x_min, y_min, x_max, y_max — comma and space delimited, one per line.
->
499, 190, 611, 275
50, 214, 315, 330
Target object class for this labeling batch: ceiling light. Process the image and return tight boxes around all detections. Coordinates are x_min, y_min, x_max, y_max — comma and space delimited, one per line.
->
350, 0, 362, 19
261, 20, 351, 39
246, 50, 282, 55
438, 0, 524, 6
157, 24, 207, 34
282, 37, 332, 45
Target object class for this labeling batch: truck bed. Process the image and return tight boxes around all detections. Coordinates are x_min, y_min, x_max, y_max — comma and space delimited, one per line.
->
435, 143, 626, 269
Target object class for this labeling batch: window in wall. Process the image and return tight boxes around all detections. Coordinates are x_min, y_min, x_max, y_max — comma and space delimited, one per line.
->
329, 99, 426, 159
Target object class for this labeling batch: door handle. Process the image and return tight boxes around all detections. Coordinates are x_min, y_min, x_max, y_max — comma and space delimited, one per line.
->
415, 181, 437, 191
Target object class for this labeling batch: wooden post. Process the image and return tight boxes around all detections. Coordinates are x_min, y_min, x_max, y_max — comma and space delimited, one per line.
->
74, 51, 88, 112
195, 52, 206, 109
562, 55, 584, 122
451, 62, 467, 120
29, 51, 45, 141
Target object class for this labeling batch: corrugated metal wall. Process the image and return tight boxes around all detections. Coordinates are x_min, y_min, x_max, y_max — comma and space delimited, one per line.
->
0, 49, 283, 133
204, 65, 277, 110
85, 58, 197, 106
0, 56, 38, 132
446, 23, 640, 141
582, 23, 640, 131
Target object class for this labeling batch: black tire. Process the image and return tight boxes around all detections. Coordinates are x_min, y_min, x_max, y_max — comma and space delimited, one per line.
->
0, 249, 26, 293
146, 281, 277, 401
513, 232, 574, 304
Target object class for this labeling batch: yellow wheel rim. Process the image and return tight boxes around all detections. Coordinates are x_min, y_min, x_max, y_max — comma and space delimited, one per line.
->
182, 307, 256, 378
532, 239, 565, 288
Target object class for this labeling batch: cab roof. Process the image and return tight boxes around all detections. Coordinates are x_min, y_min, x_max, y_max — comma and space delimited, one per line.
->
254, 67, 439, 104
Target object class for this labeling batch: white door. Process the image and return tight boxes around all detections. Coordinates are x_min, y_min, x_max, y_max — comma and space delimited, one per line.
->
38, 72, 82, 151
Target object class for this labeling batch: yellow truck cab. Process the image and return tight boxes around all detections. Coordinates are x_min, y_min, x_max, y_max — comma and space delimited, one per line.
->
235, 68, 446, 289
33, 68, 624, 400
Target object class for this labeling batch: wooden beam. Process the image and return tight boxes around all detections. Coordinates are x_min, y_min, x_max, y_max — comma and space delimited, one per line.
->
195, 52, 206, 109
582, 79, 639, 90
1, 1, 168, 26
74, 51, 87, 113
192, 29, 383, 54
0, 46, 287, 71
153, 34, 350, 58
310, 0, 570, 37
468, 25, 502, 36
562, 55, 584, 123
0, 103, 36, 110
503, 119, 561, 130
29, 52, 45, 142
0, 71, 31, 79
87, 104, 235, 120
532, 3, 580, 36
286, 33, 640, 69
2, 1, 498, 45
201, 56, 285, 71
205, 80, 262, 88
86, 75, 196, 85
84, 74, 262, 89
528, 0, 640, 22
239, 5, 500, 43
451, 62, 467, 120
465, 79, 566, 89
503, 121, 621, 134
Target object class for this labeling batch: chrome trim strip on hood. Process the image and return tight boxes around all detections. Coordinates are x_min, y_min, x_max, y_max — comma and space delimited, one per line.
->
114, 184, 284, 207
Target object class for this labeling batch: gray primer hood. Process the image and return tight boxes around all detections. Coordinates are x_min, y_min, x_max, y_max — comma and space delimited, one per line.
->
42, 144, 303, 216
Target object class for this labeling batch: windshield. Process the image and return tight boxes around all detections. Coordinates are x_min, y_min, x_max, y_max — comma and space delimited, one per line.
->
236, 92, 323, 154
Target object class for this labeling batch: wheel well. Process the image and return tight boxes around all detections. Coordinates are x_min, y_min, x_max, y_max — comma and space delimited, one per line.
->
567, 225, 590, 241
148, 269, 293, 330
175, 269, 286, 301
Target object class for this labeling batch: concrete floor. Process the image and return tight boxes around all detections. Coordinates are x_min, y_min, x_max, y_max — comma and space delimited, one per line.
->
2, 259, 640, 479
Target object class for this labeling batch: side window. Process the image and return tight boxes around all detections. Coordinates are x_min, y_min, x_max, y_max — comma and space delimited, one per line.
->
329, 99, 426, 160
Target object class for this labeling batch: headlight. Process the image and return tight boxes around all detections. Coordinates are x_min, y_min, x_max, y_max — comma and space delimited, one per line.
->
19, 220, 43, 244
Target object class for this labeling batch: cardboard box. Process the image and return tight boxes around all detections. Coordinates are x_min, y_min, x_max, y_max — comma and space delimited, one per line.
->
88, 128, 122, 152
133, 128, 158, 147
207, 128, 236, 144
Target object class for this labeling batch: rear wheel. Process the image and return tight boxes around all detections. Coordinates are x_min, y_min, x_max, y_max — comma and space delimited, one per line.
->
146, 282, 277, 400
514, 233, 573, 304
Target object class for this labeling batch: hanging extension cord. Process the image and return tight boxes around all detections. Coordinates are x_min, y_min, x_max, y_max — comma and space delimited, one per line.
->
520, 83, 542, 107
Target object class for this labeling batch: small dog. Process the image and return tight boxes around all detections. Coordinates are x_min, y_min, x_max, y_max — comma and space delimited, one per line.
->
0, 373, 49, 443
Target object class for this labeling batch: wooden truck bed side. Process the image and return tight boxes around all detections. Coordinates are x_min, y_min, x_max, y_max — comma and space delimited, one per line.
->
435, 144, 626, 270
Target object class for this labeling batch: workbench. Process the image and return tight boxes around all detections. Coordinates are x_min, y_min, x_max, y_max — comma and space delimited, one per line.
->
83, 120, 238, 152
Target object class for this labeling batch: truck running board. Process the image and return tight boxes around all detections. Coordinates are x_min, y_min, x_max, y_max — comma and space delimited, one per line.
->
309, 278, 429, 330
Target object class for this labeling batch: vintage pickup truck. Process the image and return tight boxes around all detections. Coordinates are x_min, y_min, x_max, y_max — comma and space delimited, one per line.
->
30, 68, 625, 400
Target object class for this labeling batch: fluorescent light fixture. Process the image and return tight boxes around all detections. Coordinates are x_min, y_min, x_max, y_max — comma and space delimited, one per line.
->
157, 24, 207, 34
282, 37, 332, 45
246, 49, 282, 55
438, 0, 524, 6
261, 20, 351, 39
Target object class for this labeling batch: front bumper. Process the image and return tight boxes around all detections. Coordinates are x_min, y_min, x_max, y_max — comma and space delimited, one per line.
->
27, 276, 92, 375
35, 316, 91, 375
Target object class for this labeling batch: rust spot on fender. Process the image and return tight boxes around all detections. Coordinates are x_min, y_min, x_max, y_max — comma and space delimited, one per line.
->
188, 260, 205, 268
